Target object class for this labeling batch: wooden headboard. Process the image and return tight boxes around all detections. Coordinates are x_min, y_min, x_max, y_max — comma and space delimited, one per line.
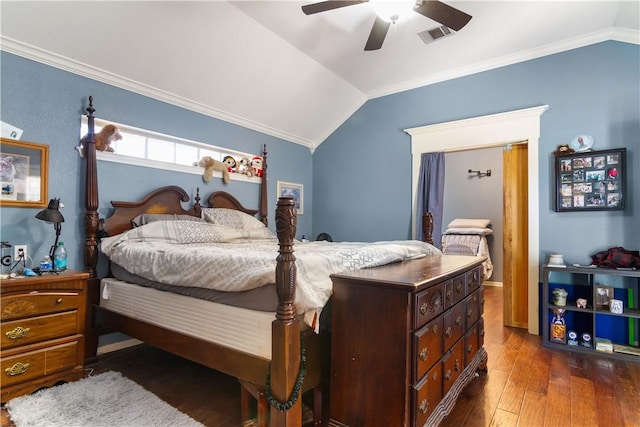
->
101, 186, 201, 237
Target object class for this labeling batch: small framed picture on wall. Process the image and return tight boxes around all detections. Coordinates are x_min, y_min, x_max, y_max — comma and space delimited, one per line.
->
277, 181, 304, 215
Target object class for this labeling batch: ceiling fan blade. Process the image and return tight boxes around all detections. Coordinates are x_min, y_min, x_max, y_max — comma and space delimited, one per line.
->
364, 16, 391, 51
302, 1, 367, 15
414, 0, 472, 31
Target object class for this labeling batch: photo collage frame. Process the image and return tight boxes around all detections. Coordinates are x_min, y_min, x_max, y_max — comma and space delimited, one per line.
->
555, 148, 626, 212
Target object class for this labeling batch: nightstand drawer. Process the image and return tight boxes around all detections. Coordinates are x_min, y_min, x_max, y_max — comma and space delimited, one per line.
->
1, 292, 79, 321
1, 340, 80, 388
1, 311, 78, 349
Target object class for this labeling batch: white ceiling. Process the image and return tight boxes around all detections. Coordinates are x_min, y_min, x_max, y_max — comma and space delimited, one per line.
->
1, 1, 638, 150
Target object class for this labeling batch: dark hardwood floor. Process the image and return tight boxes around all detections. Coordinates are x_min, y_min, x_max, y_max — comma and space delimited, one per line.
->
3, 286, 639, 426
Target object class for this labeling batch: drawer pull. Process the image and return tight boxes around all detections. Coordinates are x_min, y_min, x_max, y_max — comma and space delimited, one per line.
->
420, 293, 442, 315
455, 316, 462, 326
6, 326, 30, 340
454, 359, 460, 371
56, 298, 63, 304
446, 289, 452, 301
445, 369, 452, 380
419, 347, 429, 361
467, 344, 474, 353
445, 327, 452, 337
432, 370, 438, 381
5, 362, 30, 376
432, 324, 438, 334
468, 309, 474, 318
456, 282, 463, 293
418, 399, 428, 414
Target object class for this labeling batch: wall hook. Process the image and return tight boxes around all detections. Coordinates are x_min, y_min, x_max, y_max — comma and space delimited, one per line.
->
468, 169, 492, 177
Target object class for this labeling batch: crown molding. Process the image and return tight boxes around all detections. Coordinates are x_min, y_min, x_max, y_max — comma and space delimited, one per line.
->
368, 27, 640, 100
0, 36, 316, 150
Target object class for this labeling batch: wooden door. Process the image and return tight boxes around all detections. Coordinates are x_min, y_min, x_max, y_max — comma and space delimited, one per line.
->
503, 143, 528, 328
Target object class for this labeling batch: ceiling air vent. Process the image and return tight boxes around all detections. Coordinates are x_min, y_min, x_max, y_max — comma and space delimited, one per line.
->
417, 25, 454, 44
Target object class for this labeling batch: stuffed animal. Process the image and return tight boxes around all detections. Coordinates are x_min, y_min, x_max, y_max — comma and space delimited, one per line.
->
77, 124, 122, 157
251, 156, 263, 177
195, 156, 230, 184
222, 155, 237, 173
553, 144, 574, 156
237, 156, 254, 177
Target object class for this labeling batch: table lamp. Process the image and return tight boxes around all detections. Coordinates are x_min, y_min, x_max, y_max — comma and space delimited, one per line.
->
35, 198, 65, 259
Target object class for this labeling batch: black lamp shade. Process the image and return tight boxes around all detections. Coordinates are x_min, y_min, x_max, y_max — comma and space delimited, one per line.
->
36, 198, 65, 223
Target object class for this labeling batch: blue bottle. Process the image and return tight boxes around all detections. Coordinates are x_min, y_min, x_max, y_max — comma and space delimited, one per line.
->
53, 242, 67, 272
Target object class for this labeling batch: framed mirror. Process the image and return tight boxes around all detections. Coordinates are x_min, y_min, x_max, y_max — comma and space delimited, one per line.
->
0, 138, 49, 208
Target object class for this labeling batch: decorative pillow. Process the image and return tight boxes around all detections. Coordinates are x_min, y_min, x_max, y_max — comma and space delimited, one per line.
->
201, 208, 266, 230
444, 227, 493, 235
131, 213, 204, 228
447, 218, 491, 229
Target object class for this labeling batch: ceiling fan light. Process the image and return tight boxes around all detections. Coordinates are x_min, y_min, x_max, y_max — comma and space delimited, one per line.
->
371, 0, 415, 24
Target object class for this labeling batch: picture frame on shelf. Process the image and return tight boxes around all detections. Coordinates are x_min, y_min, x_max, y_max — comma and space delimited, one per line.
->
0, 138, 49, 208
555, 147, 626, 212
277, 181, 303, 215
594, 285, 614, 308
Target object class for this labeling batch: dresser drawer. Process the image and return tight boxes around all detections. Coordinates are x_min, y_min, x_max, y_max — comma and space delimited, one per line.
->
464, 289, 481, 329
413, 316, 442, 381
1, 292, 79, 321
413, 361, 442, 426
443, 304, 464, 352
464, 321, 480, 367
444, 274, 466, 309
1, 311, 78, 350
1, 339, 80, 388
467, 266, 482, 293
442, 340, 464, 396
414, 282, 444, 328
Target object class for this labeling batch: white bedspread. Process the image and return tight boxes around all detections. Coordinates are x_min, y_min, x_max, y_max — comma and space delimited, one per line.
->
441, 233, 493, 280
101, 221, 442, 327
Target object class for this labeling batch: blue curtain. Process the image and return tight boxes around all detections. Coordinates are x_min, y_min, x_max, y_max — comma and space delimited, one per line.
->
416, 152, 445, 248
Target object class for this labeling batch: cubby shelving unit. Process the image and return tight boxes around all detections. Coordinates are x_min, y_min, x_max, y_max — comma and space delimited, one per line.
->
542, 264, 640, 362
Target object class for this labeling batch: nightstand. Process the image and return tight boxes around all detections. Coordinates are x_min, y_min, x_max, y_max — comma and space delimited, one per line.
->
1, 270, 89, 402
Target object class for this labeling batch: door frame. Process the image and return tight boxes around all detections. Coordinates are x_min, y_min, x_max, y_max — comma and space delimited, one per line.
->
405, 105, 548, 335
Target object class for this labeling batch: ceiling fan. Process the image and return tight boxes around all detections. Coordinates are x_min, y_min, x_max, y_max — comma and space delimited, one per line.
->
301, 0, 472, 51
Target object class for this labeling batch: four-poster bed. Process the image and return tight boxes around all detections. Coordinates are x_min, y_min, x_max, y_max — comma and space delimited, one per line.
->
81, 96, 487, 426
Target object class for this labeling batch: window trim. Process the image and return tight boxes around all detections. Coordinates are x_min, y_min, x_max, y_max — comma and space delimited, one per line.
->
81, 116, 261, 183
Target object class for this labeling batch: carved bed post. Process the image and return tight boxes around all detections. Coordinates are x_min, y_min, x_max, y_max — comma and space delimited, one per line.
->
84, 96, 100, 361
422, 211, 435, 245
260, 144, 268, 226
270, 196, 302, 425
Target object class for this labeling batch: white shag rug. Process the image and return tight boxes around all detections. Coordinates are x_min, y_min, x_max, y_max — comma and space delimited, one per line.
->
5, 371, 204, 427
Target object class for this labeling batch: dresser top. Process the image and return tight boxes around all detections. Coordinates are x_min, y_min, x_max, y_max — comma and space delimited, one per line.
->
330, 254, 484, 291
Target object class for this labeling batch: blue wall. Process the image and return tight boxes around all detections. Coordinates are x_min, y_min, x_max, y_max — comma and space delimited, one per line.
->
1, 40, 639, 276
0, 52, 313, 274
313, 41, 639, 265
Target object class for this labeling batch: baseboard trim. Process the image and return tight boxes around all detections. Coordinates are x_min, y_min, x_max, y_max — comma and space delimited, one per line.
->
484, 281, 503, 287
97, 338, 143, 355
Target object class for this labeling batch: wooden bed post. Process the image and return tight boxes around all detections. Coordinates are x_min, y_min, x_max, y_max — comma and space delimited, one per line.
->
260, 144, 268, 226
270, 196, 302, 426
84, 96, 100, 361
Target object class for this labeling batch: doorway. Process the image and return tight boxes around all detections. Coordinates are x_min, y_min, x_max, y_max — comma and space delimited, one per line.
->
406, 105, 548, 335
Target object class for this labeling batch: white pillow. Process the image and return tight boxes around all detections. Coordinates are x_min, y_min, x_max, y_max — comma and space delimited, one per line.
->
447, 218, 491, 229
201, 208, 266, 230
444, 227, 493, 235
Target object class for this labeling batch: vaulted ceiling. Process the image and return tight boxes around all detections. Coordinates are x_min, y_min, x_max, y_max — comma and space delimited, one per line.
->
1, 1, 638, 150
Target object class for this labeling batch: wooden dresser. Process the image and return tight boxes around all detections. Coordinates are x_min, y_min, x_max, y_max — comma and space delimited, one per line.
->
1, 270, 88, 402
329, 255, 488, 427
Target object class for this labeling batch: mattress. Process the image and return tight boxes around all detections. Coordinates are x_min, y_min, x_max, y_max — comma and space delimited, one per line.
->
100, 278, 275, 360
110, 263, 278, 312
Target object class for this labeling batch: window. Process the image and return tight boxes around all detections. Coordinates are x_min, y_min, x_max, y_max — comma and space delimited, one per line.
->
80, 117, 261, 182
